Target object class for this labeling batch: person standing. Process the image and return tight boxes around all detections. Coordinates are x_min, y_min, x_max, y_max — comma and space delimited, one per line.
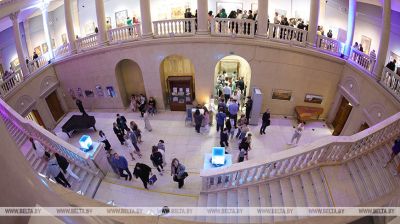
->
33, 51, 39, 68
216, 108, 226, 132
128, 129, 142, 159
193, 109, 204, 133
55, 153, 81, 182
99, 130, 111, 152
116, 114, 129, 134
148, 97, 156, 116
46, 156, 71, 188
201, 108, 210, 133
245, 96, 253, 123
223, 84, 232, 102
386, 59, 397, 72
112, 153, 132, 181
29, 137, 50, 160
236, 114, 247, 138
369, 50, 377, 70
171, 158, 188, 189
157, 140, 167, 166
113, 122, 125, 145
74, 97, 88, 116
150, 146, 164, 176
220, 128, 229, 148
226, 117, 235, 139
289, 123, 305, 145
143, 110, 152, 132
239, 134, 252, 161
130, 95, 137, 112
139, 94, 147, 117
260, 109, 271, 135
384, 138, 400, 168
228, 99, 239, 128
133, 163, 152, 189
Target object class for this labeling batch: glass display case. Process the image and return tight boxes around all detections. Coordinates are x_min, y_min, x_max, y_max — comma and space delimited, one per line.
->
167, 76, 194, 111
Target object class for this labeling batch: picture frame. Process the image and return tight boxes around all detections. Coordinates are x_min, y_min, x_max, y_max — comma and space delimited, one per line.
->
76, 88, 83, 98
42, 43, 48, 53
304, 94, 323, 104
171, 7, 185, 19
115, 10, 128, 28
34, 46, 42, 56
106, 86, 116, 97
84, 21, 96, 35
51, 38, 56, 49
84, 90, 94, 97
272, 89, 292, 101
11, 58, 20, 68
61, 33, 68, 45
216, 2, 243, 15
360, 35, 372, 54
95, 85, 104, 97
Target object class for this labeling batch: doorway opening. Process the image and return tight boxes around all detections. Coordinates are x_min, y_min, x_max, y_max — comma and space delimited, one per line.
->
332, 96, 353, 136
358, 122, 370, 132
25, 110, 45, 127
115, 59, 145, 107
45, 91, 65, 122
213, 55, 251, 107
160, 55, 195, 110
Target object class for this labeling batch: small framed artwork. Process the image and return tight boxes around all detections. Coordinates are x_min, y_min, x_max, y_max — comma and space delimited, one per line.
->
85, 90, 94, 97
76, 88, 83, 97
115, 10, 128, 28
360, 35, 372, 54
95, 85, 104, 97
171, 7, 185, 19
272, 89, 292, 101
51, 38, 56, 48
34, 46, 42, 56
11, 58, 20, 68
106, 86, 116, 97
42, 43, 48, 53
61, 33, 68, 44
304, 94, 323, 104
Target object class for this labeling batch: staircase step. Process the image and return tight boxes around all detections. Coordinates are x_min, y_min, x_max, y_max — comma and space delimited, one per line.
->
248, 186, 261, 224
353, 158, 379, 200
280, 177, 297, 221
290, 175, 307, 207
375, 149, 400, 186
361, 153, 390, 194
216, 191, 227, 223
226, 190, 238, 224
269, 181, 285, 222
85, 176, 102, 198
79, 173, 94, 196
206, 193, 217, 223
237, 188, 249, 224
372, 150, 398, 188
310, 169, 332, 207
258, 184, 273, 223
346, 161, 370, 202
299, 173, 319, 207
196, 194, 207, 223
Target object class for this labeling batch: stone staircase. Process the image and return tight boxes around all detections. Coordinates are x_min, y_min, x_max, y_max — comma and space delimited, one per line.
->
2, 117, 102, 198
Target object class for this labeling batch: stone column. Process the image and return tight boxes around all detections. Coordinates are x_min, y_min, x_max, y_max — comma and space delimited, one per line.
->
344, 0, 356, 57
374, 0, 391, 80
22, 19, 33, 59
140, 0, 153, 38
40, 3, 54, 59
64, 0, 76, 53
10, 12, 29, 77
256, 0, 269, 37
307, 0, 320, 47
196, 0, 209, 35
95, 0, 107, 45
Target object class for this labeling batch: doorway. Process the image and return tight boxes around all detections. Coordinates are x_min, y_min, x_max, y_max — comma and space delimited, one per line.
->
25, 110, 45, 127
358, 122, 370, 132
45, 91, 65, 122
332, 97, 353, 136
115, 59, 145, 107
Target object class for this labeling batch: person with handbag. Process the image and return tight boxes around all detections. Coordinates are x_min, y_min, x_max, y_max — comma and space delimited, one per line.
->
133, 162, 152, 189
150, 146, 164, 176
171, 158, 188, 189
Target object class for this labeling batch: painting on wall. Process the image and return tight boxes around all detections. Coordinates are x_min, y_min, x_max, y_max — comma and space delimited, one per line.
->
11, 58, 19, 68
360, 35, 372, 54
106, 86, 116, 97
61, 33, 68, 45
115, 10, 128, 28
85, 90, 95, 97
304, 94, 323, 104
84, 21, 96, 35
42, 43, 48, 53
216, 2, 243, 14
76, 88, 83, 98
34, 46, 42, 56
171, 7, 185, 19
95, 85, 104, 97
272, 89, 292, 101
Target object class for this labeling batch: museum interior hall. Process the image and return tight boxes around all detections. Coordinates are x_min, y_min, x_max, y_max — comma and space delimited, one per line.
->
1, 0, 400, 223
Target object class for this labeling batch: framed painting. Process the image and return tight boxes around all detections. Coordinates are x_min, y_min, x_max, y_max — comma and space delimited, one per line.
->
95, 85, 104, 97
76, 88, 83, 98
42, 43, 48, 53
360, 35, 372, 54
11, 58, 20, 68
216, 2, 243, 14
85, 90, 94, 97
84, 21, 96, 35
171, 7, 185, 19
61, 33, 68, 44
115, 10, 128, 28
34, 46, 42, 56
304, 94, 323, 104
272, 89, 292, 101
106, 86, 116, 97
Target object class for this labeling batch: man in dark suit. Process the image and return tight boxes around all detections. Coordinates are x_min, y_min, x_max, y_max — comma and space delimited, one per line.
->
73, 97, 87, 116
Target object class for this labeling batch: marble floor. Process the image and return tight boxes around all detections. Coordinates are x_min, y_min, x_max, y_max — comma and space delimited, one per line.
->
54, 110, 333, 208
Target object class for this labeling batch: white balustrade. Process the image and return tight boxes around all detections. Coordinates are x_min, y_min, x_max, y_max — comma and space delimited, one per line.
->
200, 111, 400, 192
53, 43, 71, 58
268, 23, 308, 46
76, 34, 98, 52
0, 69, 23, 97
210, 18, 256, 38
153, 19, 196, 38
349, 47, 376, 74
108, 24, 141, 44
316, 35, 343, 55
380, 67, 400, 101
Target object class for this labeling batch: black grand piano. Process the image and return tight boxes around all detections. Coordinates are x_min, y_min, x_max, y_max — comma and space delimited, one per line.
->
62, 115, 96, 138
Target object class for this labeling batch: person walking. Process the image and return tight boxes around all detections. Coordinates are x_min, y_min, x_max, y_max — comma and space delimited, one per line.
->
236, 114, 247, 138
226, 117, 235, 139
130, 95, 137, 112
171, 158, 188, 189
228, 99, 239, 128
239, 134, 252, 161
220, 128, 229, 148
99, 130, 111, 152
128, 129, 142, 159
116, 114, 129, 134
139, 94, 147, 117
46, 156, 71, 188
150, 146, 164, 176
74, 97, 88, 116
289, 123, 305, 145
158, 140, 167, 166
216, 108, 226, 132
113, 122, 126, 145
55, 153, 81, 182
133, 163, 152, 189
143, 110, 152, 132
260, 109, 271, 135
384, 138, 400, 169
245, 96, 253, 124
201, 108, 210, 134
107, 153, 120, 175
29, 137, 50, 160
193, 109, 204, 133
112, 153, 132, 181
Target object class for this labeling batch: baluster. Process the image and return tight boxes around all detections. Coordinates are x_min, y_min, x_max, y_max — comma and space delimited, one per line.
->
255, 165, 267, 180
270, 161, 282, 177
248, 166, 259, 182
277, 159, 289, 175
293, 154, 304, 171
233, 171, 242, 186
300, 152, 311, 169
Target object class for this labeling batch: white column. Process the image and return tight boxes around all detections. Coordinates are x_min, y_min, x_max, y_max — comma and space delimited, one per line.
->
22, 20, 33, 59
140, 0, 153, 38
374, 0, 391, 79
307, 0, 320, 47
64, 0, 76, 53
196, 0, 208, 35
256, 0, 269, 37
9, 12, 29, 77
40, 3, 54, 59
95, 0, 107, 45
318, 0, 326, 27
344, 0, 356, 57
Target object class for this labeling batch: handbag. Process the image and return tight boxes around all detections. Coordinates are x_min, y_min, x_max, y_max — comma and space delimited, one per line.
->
149, 174, 157, 185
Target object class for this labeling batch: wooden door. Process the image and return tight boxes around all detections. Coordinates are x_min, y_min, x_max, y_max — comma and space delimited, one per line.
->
32, 110, 45, 127
45, 91, 65, 122
332, 97, 353, 136
358, 122, 370, 132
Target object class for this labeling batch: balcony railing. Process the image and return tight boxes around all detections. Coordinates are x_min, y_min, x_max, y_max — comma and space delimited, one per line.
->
53, 43, 71, 58
27, 54, 49, 74
268, 23, 308, 46
0, 69, 23, 97
108, 24, 141, 44
316, 35, 342, 55
349, 47, 376, 74
76, 34, 98, 52
153, 18, 196, 38
380, 67, 400, 101
200, 110, 400, 192
210, 18, 256, 38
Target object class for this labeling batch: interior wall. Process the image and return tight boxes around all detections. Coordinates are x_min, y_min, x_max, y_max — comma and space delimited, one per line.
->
115, 59, 145, 107
387, 10, 400, 69
0, 24, 27, 72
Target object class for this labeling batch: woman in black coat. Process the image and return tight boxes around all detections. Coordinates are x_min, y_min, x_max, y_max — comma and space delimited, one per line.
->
113, 122, 125, 145
150, 146, 164, 174
260, 109, 271, 135
55, 153, 80, 181
133, 163, 152, 189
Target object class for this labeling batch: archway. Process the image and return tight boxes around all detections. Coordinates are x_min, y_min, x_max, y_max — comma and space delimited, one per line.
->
115, 59, 145, 107
160, 55, 195, 111
214, 55, 252, 106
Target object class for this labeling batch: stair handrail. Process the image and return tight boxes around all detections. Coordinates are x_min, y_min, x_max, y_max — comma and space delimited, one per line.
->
200, 111, 400, 191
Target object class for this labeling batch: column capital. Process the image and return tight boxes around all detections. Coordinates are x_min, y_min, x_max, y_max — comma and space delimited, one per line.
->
9, 11, 20, 23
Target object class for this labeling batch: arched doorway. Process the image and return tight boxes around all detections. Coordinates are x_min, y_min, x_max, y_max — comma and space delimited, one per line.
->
115, 59, 145, 107
160, 55, 195, 111
214, 55, 252, 106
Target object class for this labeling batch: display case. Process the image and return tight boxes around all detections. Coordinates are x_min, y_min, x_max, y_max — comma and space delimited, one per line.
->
167, 76, 194, 111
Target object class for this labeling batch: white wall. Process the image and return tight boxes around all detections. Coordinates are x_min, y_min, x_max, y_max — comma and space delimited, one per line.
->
387, 10, 400, 68
48, 5, 67, 48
